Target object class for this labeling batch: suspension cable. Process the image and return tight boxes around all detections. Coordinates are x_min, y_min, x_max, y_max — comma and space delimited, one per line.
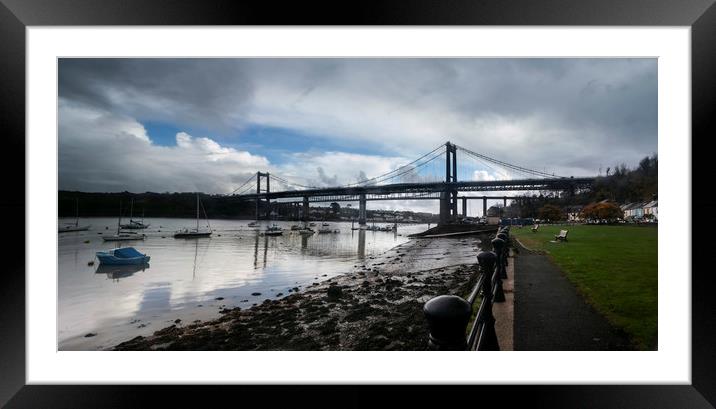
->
342, 143, 446, 187
230, 173, 258, 195
455, 144, 562, 178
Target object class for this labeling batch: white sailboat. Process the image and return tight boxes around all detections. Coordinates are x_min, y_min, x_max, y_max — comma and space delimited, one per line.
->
59, 198, 91, 233
174, 194, 212, 238
103, 201, 146, 241
120, 198, 150, 229
262, 223, 283, 236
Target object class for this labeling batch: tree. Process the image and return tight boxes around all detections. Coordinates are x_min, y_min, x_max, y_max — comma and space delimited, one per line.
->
330, 202, 340, 214
580, 202, 623, 223
538, 204, 565, 221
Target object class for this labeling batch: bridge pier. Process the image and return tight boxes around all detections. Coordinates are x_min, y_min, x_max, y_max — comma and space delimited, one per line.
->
255, 173, 261, 220
266, 173, 270, 220
462, 197, 467, 217
503, 196, 507, 209
358, 193, 367, 226
302, 196, 309, 222
439, 192, 449, 225
483, 196, 487, 218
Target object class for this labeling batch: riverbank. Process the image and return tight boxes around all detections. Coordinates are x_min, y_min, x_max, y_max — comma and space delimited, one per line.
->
114, 235, 486, 351
511, 224, 657, 350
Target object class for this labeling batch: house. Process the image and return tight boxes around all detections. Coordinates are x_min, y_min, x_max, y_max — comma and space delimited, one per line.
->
643, 200, 658, 221
563, 205, 584, 222
621, 201, 649, 221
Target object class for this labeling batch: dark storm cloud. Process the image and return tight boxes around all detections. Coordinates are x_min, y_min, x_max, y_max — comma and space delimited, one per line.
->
58, 58, 657, 194
59, 58, 255, 131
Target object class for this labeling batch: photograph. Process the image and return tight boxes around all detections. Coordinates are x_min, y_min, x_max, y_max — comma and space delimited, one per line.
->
57, 57, 658, 352
3, 0, 712, 403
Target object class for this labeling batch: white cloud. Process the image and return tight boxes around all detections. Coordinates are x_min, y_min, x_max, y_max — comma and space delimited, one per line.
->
59, 101, 268, 193
272, 151, 412, 189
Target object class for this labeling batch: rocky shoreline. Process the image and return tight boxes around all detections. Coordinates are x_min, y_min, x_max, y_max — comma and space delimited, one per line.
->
114, 235, 487, 351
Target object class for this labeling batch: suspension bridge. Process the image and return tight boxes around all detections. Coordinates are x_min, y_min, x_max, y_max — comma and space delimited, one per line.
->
230, 142, 596, 225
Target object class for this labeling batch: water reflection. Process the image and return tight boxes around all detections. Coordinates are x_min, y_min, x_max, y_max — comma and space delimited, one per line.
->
137, 283, 172, 316
95, 263, 150, 281
58, 218, 429, 349
253, 233, 270, 269
357, 229, 366, 259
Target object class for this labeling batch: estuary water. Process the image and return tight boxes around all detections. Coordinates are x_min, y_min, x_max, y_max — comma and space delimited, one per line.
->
58, 217, 429, 350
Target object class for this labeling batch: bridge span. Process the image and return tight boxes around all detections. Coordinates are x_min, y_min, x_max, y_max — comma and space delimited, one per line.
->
232, 142, 597, 225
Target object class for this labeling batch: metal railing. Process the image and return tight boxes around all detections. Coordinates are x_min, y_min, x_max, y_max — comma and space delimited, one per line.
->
423, 226, 511, 350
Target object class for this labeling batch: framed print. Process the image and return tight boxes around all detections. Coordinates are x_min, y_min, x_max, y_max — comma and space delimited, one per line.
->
2, 0, 715, 407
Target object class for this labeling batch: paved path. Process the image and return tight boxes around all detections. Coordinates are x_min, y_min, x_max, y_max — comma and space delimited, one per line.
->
513, 241, 634, 350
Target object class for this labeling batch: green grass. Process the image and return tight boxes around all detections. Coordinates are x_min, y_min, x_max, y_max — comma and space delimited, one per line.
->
511, 224, 658, 350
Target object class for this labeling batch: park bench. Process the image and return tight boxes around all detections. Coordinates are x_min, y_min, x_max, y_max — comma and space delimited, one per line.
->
554, 229, 569, 242
531, 224, 539, 233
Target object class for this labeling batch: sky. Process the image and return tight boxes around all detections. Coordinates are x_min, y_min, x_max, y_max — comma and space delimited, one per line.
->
58, 58, 657, 212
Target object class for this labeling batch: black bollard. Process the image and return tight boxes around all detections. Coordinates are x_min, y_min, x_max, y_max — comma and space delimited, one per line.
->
497, 232, 509, 268
476, 251, 500, 350
490, 238, 507, 297
423, 295, 471, 350
492, 236, 508, 279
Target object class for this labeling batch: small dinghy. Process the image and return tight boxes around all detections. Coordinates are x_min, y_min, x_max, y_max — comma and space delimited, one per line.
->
96, 247, 150, 265
103, 231, 146, 241
262, 224, 283, 236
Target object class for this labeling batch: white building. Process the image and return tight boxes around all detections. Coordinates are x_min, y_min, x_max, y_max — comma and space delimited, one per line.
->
643, 200, 658, 220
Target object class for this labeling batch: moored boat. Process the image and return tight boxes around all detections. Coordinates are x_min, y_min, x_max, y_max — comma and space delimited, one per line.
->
59, 224, 91, 233
174, 194, 212, 239
120, 199, 150, 229
104, 201, 145, 241
103, 231, 146, 241
95, 247, 150, 265
263, 224, 283, 236
121, 219, 150, 229
59, 198, 91, 233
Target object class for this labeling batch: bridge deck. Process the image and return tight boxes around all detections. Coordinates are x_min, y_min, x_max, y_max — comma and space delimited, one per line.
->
234, 177, 596, 201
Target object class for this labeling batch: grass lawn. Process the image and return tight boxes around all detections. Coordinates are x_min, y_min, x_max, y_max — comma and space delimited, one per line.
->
511, 224, 657, 350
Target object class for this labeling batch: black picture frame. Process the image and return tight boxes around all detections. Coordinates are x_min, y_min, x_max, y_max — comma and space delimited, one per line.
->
2, 1, 714, 407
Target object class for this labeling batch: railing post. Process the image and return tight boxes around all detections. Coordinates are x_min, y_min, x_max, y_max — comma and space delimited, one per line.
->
497, 231, 510, 272
476, 251, 500, 351
490, 237, 507, 302
423, 295, 471, 350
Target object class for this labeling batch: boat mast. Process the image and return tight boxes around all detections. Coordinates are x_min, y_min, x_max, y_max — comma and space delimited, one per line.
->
129, 198, 134, 221
200, 197, 211, 231
117, 201, 122, 235
196, 193, 200, 231
75, 198, 79, 227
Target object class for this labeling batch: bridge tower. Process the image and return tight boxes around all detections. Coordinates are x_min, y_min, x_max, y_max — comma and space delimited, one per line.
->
302, 196, 309, 222
358, 193, 367, 227
439, 142, 458, 225
255, 172, 270, 220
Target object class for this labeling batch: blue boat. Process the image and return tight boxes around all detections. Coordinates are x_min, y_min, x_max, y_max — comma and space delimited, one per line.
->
96, 247, 150, 265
